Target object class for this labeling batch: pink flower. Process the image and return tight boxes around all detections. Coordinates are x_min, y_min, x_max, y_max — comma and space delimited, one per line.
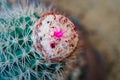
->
54, 28, 64, 39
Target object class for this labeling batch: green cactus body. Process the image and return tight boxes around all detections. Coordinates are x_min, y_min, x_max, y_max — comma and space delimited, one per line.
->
0, 0, 2, 9
0, 0, 64, 80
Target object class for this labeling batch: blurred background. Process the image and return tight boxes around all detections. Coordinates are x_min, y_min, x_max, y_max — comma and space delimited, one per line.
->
54, 0, 120, 80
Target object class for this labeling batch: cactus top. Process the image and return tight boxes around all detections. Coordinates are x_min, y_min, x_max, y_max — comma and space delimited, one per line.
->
32, 11, 79, 62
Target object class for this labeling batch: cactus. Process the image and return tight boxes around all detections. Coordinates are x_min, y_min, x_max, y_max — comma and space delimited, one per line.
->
0, 0, 65, 80
0, 2, 2, 8
0, 0, 80, 80
0, 0, 2, 9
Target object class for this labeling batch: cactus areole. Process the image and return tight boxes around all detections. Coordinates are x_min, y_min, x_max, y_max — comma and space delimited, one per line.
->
32, 12, 79, 62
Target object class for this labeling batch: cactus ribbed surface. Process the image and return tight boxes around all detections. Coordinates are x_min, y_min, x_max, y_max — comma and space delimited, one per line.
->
0, 0, 64, 80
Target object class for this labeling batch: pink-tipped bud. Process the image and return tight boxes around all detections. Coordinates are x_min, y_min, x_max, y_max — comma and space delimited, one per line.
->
32, 11, 79, 62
